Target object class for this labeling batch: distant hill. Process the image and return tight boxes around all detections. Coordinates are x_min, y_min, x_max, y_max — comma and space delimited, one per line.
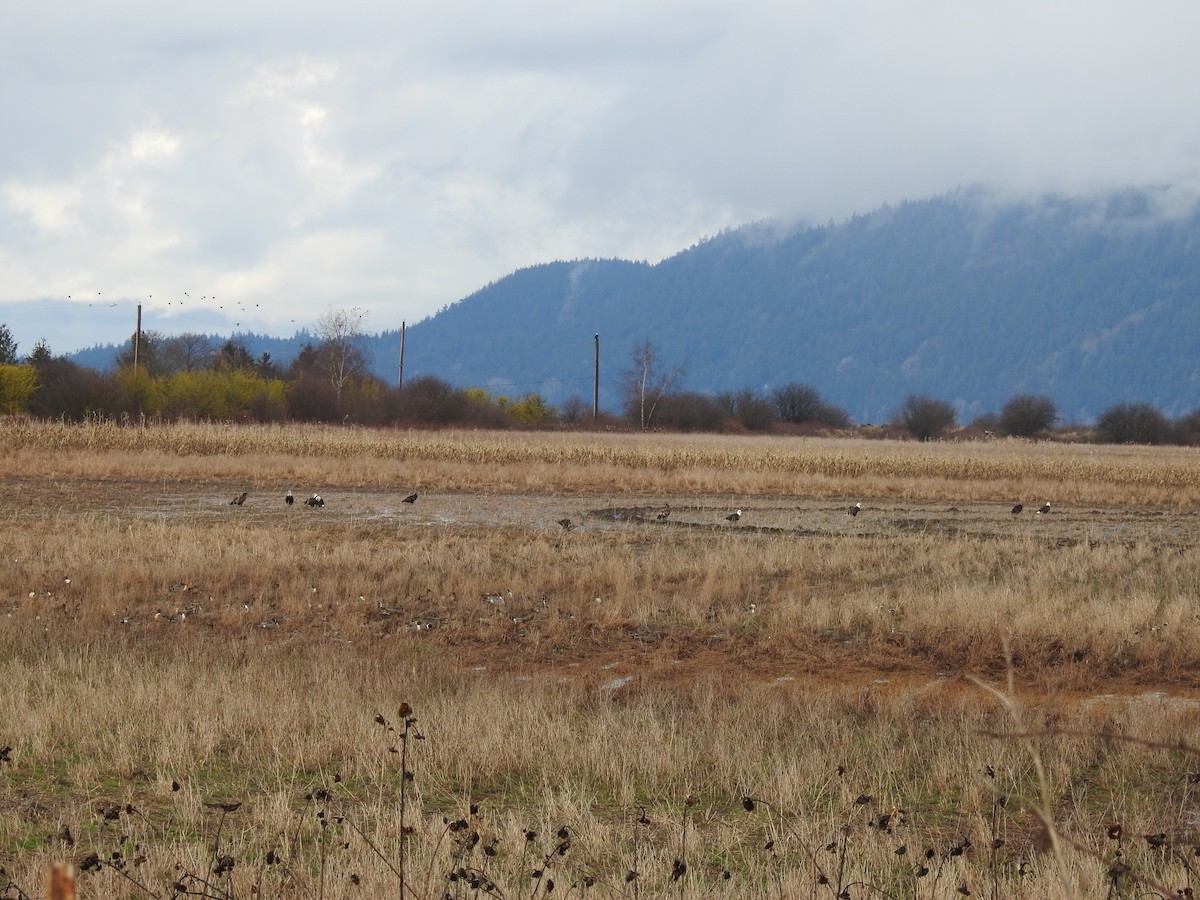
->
71, 188, 1200, 423
392, 188, 1200, 423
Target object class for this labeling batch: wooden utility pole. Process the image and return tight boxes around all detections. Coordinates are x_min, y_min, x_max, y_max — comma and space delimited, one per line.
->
134, 304, 142, 370
593, 333, 600, 420
397, 321, 406, 389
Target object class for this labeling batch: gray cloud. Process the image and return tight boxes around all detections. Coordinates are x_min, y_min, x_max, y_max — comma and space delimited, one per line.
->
3, 0, 1200, 353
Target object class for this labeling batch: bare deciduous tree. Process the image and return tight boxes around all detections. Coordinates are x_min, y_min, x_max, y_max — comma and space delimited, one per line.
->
161, 333, 216, 374
618, 339, 686, 429
115, 330, 167, 376
897, 394, 957, 441
772, 382, 852, 428
1095, 402, 1173, 445
315, 307, 370, 406
999, 394, 1058, 437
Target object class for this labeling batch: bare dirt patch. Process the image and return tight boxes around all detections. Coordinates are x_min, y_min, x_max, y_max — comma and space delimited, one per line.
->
6, 472, 1199, 696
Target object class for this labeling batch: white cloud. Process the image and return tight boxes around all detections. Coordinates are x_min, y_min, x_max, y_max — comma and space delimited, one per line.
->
4, 182, 82, 233
3, 0, 1200, 352
125, 129, 182, 164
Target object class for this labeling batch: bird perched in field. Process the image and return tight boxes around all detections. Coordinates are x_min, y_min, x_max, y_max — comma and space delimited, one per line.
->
725, 509, 742, 522
1011, 502, 1023, 514
558, 518, 573, 530
285, 490, 294, 506
1037, 502, 1051, 514
305, 494, 325, 508
848, 502, 862, 517
656, 504, 671, 521
230, 492, 248, 506
402, 492, 418, 504
203, 801, 243, 813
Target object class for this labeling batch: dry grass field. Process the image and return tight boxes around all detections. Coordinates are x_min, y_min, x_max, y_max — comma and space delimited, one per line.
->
2, 419, 1200, 899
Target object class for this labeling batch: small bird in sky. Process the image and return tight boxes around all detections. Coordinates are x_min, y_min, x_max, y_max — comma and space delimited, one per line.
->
230, 492, 248, 506
403, 492, 418, 504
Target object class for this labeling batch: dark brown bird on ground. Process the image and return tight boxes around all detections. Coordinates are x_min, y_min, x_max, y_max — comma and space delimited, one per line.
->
403, 492, 418, 504
230, 492, 248, 506
725, 509, 742, 522
1011, 503, 1023, 514
203, 801, 243, 813
558, 518, 573, 530
656, 504, 671, 520
848, 502, 862, 517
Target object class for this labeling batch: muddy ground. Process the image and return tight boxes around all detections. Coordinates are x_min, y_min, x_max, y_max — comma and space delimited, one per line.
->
6, 475, 1200, 703
13, 475, 1199, 546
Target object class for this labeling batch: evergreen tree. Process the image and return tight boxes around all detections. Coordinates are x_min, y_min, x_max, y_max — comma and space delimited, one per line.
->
0, 323, 17, 364
26, 339, 52, 366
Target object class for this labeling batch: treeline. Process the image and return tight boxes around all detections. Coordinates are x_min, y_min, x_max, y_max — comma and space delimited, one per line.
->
2, 324, 1198, 445
629, 386, 1200, 445
0, 326, 568, 427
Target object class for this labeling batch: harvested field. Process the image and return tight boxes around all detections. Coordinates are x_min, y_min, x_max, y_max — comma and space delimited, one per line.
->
2, 421, 1200, 898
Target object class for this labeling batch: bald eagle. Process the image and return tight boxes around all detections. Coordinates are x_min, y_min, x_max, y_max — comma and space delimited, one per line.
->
726, 509, 742, 522
230, 492, 248, 506
305, 494, 325, 508
848, 502, 862, 517
285, 490, 294, 506
402, 492, 418, 504
656, 504, 671, 521
1011, 503, 1023, 514
1037, 502, 1051, 514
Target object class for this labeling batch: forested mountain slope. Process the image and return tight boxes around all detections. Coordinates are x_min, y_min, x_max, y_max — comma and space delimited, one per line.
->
393, 189, 1200, 423
67, 189, 1200, 423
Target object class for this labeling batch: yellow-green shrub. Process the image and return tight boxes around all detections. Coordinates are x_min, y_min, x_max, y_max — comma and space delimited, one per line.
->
0, 363, 37, 414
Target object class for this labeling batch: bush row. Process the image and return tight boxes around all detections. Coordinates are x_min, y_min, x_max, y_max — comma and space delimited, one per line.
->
1, 353, 1197, 445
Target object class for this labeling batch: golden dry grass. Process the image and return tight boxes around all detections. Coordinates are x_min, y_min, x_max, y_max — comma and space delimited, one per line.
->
5, 417, 1200, 503
2, 420, 1200, 898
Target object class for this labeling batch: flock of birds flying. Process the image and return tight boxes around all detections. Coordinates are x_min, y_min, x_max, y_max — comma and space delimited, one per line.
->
71, 290, 277, 329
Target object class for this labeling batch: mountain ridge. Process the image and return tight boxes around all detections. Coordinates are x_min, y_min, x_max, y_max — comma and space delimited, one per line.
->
67, 188, 1200, 423
393, 187, 1200, 422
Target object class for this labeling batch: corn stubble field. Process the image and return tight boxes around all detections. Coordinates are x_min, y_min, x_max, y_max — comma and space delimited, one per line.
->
3, 421, 1200, 899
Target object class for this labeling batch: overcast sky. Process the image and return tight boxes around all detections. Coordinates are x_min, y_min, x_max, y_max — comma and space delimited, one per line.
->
3, 1, 1200, 354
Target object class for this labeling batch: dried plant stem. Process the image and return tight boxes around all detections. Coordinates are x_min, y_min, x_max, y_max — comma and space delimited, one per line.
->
971, 642, 1074, 900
